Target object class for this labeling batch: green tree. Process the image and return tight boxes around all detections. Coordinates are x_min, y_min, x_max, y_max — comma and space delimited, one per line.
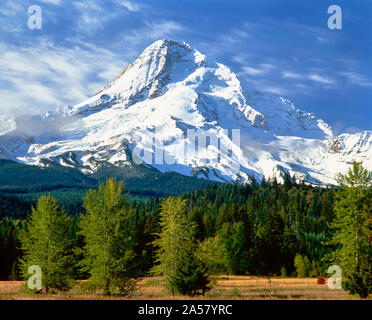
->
152, 197, 211, 296
19, 195, 73, 293
310, 260, 319, 277
0, 218, 22, 280
196, 236, 227, 275
294, 254, 307, 277
303, 255, 311, 276
79, 178, 141, 295
280, 266, 287, 278
219, 222, 249, 275
326, 161, 372, 298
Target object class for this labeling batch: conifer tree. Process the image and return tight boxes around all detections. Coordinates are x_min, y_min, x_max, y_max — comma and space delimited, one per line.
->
19, 195, 73, 293
79, 178, 141, 295
219, 221, 249, 275
152, 197, 211, 296
326, 161, 371, 298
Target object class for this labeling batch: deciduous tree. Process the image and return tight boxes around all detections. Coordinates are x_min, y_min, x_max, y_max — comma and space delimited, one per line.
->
19, 195, 73, 293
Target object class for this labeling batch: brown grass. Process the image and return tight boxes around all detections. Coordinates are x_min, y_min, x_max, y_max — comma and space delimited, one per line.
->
0, 276, 367, 300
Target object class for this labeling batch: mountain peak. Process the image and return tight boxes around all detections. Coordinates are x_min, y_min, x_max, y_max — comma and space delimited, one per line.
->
135, 39, 207, 74
0, 40, 370, 185
144, 39, 193, 51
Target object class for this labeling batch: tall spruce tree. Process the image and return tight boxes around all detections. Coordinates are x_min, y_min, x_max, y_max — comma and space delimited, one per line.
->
326, 161, 372, 298
152, 197, 211, 296
219, 221, 249, 275
19, 195, 73, 293
79, 178, 141, 296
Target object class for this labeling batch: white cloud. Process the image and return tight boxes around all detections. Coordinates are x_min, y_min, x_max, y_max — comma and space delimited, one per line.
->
241, 66, 264, 76
308, 74, 334, 84
0, 40, 127, 115
219, 29, 251, 45
0, 1, 24, 15
259, 63, 275, 71
282, 71, 302, 79
240, 63, 274, 77
121, 20, 184, 49
261, 86, 286, 96
0, 1, 24, 33
74, 0, 103, 29
232, 54, 255, 65
340, 71, 372, 87
38, 0, 62, 5
97, 64, 124, 81
73, 0, 118, 34
72, 0, 146, 33
144, 20, 184, 39
116, 0, 141, 12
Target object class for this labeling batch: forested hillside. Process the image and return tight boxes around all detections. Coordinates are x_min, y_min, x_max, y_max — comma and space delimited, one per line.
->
0, 159, 215, 196
0, 174, 335, 280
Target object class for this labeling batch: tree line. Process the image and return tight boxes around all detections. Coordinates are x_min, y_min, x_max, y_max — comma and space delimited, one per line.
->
0, 162, 370, 297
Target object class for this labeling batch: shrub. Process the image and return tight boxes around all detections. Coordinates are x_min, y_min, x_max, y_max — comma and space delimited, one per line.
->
317, 276, 326, 285
280, 267, 287, 278
343, 273, 372, 298
294, 254, 307, 277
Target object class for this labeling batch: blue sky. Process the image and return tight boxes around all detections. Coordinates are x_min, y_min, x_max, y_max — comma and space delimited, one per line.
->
0, 0, 371, 133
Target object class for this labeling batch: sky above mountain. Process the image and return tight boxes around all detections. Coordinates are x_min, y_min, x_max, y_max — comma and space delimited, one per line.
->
0, 0, 371, 133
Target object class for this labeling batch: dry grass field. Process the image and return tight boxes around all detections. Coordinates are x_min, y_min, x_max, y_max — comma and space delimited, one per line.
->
0, 276, 367, 300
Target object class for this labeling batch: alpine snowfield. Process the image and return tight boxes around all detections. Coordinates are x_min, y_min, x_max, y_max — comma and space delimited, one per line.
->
0, 40, 371, 185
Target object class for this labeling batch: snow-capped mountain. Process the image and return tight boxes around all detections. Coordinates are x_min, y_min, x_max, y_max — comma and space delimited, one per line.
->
0, 40, 371, 185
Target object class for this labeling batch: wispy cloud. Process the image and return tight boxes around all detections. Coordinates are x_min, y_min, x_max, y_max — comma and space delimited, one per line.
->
0, 40, 127, 115
278, 20, 337, 44
121, 20, 184, 49
282, 71, 302, 79
0, 0, 369, 132
73, 0, 108, 33
340, 71, 372, 87
39, 0, 62, 5
116, 0, 141, 12
73, 0, 142, 34
241, 66, 264, 76
240, 63, 275, 76
0, 1, 24, 33
0, 1, 24, 15
260, 86, 287, 96
308, 74, 334, 85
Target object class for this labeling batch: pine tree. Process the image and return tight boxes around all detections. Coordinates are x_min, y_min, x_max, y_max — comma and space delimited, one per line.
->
152, 197, 211, 296
19, 195, 73, 293
79, 178, 141, 296
326, 161, 372, 298
320, 191, 334, 223
219, 221, 249, 275
281, 226, 297, 274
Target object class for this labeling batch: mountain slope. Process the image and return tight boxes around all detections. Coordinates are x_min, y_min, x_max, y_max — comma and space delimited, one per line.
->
0, 158, 216, 196
0, 40, 370, 186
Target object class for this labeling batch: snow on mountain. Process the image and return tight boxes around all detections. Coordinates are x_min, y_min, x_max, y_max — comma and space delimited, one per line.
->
0, 40, 370, 185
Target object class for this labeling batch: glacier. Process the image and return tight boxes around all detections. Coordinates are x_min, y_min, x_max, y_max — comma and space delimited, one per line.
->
0, 39, 370, 185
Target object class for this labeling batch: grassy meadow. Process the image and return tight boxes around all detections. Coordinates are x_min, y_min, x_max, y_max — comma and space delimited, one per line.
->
0, 276, 364, 300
